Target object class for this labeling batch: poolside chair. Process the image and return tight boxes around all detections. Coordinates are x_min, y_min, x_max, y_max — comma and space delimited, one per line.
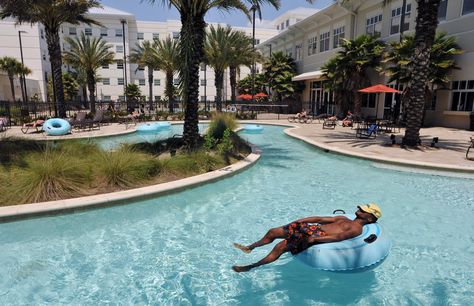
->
322, 116, 337, 129
84, 109, 105, 130
0, 117, 8, 132
21, 119, 45, 134
356, 123, 378, 139
467, 137, 474, 159
69, 112, 88, 130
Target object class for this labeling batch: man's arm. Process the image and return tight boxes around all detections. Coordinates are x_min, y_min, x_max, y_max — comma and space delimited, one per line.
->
307, 227, 361, 244
294, 216, 348, 224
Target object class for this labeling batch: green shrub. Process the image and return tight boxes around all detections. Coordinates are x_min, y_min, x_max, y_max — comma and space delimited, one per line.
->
161, 151, 225, 175
204, 133, 217, 151
216, 128, 234, 156
0, 137, 46, 166
2, 150, 90, 204
93, 147, 160, 188
208, 112, 237, 139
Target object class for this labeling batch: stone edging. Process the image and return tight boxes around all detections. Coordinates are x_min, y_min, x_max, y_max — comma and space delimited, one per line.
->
0, 142, 261, 222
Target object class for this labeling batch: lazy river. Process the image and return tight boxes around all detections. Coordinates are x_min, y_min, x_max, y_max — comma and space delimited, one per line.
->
0, 125, 473, 305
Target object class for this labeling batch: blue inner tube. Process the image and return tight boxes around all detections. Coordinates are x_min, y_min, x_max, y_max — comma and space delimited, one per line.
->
243, 124, 263, 134
43, 118, 71, 136
137, 122, 171, 133
296, 214, 391, 272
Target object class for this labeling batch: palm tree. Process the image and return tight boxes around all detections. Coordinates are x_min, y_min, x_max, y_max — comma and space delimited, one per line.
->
154, 37, 180, 113
147, 1, 251, 149
263, 51, 302, 103
63, 32, 115, 113
129, 40, 160, 111
228, 31, 254, 104
322, 35, 385, 115
0, 56, 31, 101
0, 0, 101, 118
384, 33, 462, 120
205, 25, 236, 112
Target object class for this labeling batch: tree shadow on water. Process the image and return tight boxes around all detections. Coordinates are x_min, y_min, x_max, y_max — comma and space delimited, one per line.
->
235, 259, 377, 305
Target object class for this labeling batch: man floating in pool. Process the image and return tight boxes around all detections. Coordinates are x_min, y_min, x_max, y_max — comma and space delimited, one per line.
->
232, 204, 382, 272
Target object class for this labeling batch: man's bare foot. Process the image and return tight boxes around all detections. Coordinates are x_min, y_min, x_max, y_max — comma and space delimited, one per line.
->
232, 265, 252, 272
233, 243, 252, 253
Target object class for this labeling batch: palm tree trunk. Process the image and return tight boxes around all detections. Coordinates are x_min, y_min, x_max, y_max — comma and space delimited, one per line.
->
180, 14, 205, 150
215, 69, 224, 112
166, 71, 174, 113
8, 75, 15, 101
87, 72, 96, 113
148, 66, 154, 112
45, 28, 66, 118
82, 86, 88, 109
230, 66, 237, 104
402, 0, 440, 146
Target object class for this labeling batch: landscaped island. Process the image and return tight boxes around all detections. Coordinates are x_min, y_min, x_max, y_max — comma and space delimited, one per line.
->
0, 114, 250, 206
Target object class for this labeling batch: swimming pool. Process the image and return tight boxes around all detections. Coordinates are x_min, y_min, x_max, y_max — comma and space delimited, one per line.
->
0, 125, 472, 305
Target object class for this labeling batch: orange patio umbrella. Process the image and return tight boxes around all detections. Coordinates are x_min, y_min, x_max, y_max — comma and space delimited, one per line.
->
237, 94, 253, 100
255, 92, 269, 98
358, 84, 401, 118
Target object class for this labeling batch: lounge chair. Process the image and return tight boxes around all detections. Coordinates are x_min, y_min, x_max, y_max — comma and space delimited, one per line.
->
84, 109, 105, 130
21, 119, 45, 134
0, 117, 8, 132
467, 137, 474, 159
322, 116, 337, 129
356, 123, 378, 139
69, 112, 88, 130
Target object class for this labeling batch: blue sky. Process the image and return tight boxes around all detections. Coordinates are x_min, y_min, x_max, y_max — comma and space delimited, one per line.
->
101, 0, 333, 27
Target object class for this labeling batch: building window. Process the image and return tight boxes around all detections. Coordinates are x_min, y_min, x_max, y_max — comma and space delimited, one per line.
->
390, 3, 411, 35
319, 31, 330, 52
286, 47, 293, 58
153, 33, 159, 40
308, 36, 317, 56
201, 96, 206, 102
154, 79, 161, 86
286, 19, 290, 27
438, 0, 448, 20
137, 66, 145, 71
43, 53, 46, 60
362, 93, 377, 108
451, 80, 474, 111
118, 95, 125, 101
69, 27, 77, 35
102, 64, 109, 69
200, 79, 206, 86
85, 28, 92, 36
200, 63, 206, 71
277, 25, 280, 30
40, 29, 44, 39
103, 95, 111, 101
137, 32, 144, 40
117, 61, 123, 69
116, 29, 123, 37
333, 26, 345, 48
154, 95, 161, 101
463, 0, 474, 15
100, 28, 108, 37
116, 45, 123, 53
254, 39, 260, 45
118, 78, 124, 85
138, 79, 146, 86
102, 78, 110, 85
281, 22, 284, 30
172, 32, 180, 40
295, 43, 303, 61
366, 14, 383, 36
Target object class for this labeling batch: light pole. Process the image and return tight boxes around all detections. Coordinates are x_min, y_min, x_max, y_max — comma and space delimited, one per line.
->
18, 30, 28, 104
120, 19, 128, 103
251, 5, 257, 104
265, 43, 272, 99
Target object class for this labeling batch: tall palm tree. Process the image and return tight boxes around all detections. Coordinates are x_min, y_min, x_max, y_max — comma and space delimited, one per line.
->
0, 0, 101, 118
205, 25, 236, 112
384, 33, 462, 120
148, 0, 249, 149
154, 37, 180, 113
322, 35, 385, 115
228, 31, 254, 104
129, 40, 160, 111
0, 56, 31, 101
63, 32, 115, 113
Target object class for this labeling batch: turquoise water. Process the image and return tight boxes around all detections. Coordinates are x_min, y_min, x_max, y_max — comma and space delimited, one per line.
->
0, 125, 473, 305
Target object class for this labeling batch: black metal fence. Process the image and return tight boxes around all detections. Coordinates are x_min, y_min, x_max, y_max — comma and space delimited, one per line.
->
0, 99, 296, 126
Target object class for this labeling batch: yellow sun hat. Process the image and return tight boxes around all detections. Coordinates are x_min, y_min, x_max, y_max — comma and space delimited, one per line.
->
358, 203, 382, 219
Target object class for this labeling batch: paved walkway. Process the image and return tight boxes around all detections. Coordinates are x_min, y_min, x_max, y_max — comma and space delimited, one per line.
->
2, 118, 473, 172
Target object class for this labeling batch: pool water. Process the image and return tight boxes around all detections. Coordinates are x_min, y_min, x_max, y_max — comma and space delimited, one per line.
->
0, 125, 473, 305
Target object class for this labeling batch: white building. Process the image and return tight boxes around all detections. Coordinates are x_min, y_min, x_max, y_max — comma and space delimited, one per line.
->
0, 5, 278, 103
259, 0, 474, 129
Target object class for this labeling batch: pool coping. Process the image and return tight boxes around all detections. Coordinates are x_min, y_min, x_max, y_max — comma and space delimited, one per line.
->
0, 139, 261, 223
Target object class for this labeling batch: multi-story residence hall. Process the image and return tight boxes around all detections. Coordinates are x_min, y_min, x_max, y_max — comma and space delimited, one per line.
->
259, 0, 474, 129
0, 5, 279, 104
